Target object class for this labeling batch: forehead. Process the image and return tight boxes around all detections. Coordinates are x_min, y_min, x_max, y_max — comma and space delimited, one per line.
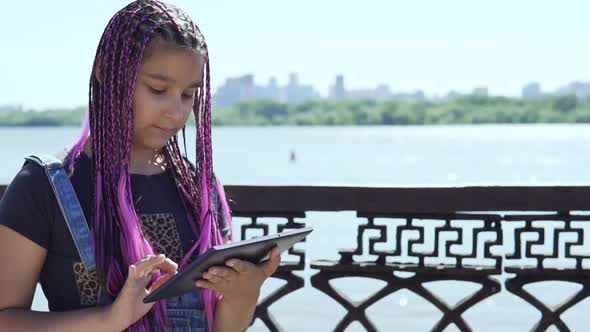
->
139, 44, 204, 83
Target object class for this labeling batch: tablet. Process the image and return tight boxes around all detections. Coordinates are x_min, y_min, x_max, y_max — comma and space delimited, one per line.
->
143, 227, 313, 303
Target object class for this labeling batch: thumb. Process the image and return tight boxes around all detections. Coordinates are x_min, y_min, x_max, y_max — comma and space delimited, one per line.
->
149, 271, 176, 292
261, 246, 281, 277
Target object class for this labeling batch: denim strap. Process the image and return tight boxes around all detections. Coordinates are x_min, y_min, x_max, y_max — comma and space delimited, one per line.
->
26, 155, 115, 308
26, 154, 97, 272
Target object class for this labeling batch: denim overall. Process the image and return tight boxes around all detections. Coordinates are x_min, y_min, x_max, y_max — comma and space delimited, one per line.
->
27, 154, 207, 332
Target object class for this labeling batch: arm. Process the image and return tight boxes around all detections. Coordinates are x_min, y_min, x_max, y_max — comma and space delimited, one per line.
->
213, 297, 257, 332
197, 246, 281, 332
0, 225, 178, 332
212, 235, 254, 331
211, 235, 255, 332
0, 225, 121, 332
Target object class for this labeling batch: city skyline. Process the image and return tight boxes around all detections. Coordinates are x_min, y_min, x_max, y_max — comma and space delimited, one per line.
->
1, 0, 589, 109
210, 72, 590, 108
3, 74, 587, 112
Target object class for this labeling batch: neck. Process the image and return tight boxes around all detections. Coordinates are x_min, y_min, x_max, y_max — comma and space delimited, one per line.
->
82, 137, 167, 175
129, 146, 167, 175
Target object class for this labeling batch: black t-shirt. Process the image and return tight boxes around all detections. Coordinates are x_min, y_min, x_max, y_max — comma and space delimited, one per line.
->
0, 152, 230, 311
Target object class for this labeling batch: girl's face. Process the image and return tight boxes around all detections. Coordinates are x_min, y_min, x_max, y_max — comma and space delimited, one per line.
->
132, 42, 204, 152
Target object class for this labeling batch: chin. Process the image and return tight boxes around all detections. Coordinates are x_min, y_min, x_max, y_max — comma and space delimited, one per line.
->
140, 138, 171, 151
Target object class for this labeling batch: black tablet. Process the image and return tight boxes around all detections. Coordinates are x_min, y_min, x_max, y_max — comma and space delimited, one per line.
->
143, 227, 313, 303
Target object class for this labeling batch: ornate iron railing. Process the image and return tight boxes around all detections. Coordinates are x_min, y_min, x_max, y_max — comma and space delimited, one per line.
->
3, 184, 590, 331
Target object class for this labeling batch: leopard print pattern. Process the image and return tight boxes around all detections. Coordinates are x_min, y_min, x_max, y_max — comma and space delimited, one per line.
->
139, 213, 183, 264
72, 213, 183, 305
72, 262, 99, 306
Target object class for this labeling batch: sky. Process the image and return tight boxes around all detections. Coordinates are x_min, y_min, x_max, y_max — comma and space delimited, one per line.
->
1, 0, 589, 109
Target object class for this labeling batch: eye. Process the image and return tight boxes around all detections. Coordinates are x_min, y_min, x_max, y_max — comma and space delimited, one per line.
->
149, 86, 165, 95
182, 91, 195, 100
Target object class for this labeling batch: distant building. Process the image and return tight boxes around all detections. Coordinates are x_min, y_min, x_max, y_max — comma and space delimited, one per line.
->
392, 90, 426, 101
0, 104, 23, 113
284, 73, 319, 103
214, 73, 319, 107
413, 90, 426, 100
444, 90, 461, 100
1, 105, 22, 113
214, 75, 256, 108
267, 76, 280, 99
522, 82, 543, 99
329, 75, 347, 99
472, 86, 489, 96
348, 84, 392, 100
375, 84, 392, 99
254, 76, 280, 101
557, 81, 590, 99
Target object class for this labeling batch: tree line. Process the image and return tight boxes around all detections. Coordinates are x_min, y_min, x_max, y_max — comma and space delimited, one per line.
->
1, 95, 588, 127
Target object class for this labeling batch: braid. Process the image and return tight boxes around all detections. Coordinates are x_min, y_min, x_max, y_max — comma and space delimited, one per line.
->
68, 1, 228, 330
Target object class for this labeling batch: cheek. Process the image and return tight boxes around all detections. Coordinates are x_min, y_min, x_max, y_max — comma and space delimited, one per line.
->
132, 88, 159, 126
181, 101, 194, 121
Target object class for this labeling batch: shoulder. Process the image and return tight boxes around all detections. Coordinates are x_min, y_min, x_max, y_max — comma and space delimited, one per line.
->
180, 156, 197, 175
176, 156, 224, 197
10, 159, 53, 196
0, 157, 59, 249
1, 157, 59, 212
178, 157, 218, 184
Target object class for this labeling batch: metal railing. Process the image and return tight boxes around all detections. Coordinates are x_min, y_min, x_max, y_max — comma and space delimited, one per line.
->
3, 184, 590, 331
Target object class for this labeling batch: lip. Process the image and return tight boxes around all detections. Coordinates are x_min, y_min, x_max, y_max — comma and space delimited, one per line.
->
153, 125, 176, 136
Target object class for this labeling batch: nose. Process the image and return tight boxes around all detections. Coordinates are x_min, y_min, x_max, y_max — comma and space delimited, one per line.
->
163, 95, 186, 121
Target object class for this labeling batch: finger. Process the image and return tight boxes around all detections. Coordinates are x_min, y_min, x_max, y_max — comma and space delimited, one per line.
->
134, 254, 166, 277
140, 254, 156, 262
202, 272, 225, 284
195, 279, 217, 291
225, 259, 256, 274
127, 264, 138, 283
149, 272, 175, 291
154, 257, 178, 275
207, 267, 238, 281
260, 246, 281, 277
127, 264, 151, 289
136, 254, 157, 268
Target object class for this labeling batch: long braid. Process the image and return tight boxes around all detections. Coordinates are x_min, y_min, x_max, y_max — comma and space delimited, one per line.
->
67, 1, 229, 330
92, 3, 172, 330
101, 9, 167, 331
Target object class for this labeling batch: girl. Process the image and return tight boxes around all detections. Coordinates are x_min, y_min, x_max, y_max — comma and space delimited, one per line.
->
0, 1, 279, 331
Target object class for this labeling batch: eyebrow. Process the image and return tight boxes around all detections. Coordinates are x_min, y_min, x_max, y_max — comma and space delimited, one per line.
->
144, 72, 202, 88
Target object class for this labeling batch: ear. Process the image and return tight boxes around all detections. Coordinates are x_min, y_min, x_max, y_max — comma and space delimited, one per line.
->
93, 55, 103, 84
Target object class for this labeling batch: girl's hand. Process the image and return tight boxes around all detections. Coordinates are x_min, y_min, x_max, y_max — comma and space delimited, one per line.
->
109, 254, 178, 330
195, 246, 281, 307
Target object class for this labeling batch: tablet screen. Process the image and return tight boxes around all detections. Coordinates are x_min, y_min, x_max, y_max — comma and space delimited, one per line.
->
144, 227, 313, 303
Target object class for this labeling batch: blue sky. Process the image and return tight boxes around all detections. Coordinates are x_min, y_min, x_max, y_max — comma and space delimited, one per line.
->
1, 0, 589, 109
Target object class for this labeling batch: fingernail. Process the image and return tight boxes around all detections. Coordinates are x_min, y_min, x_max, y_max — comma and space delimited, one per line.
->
227, 260, 235, 267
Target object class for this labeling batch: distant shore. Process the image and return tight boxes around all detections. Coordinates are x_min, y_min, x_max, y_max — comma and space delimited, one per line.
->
1, 95, 588, 127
